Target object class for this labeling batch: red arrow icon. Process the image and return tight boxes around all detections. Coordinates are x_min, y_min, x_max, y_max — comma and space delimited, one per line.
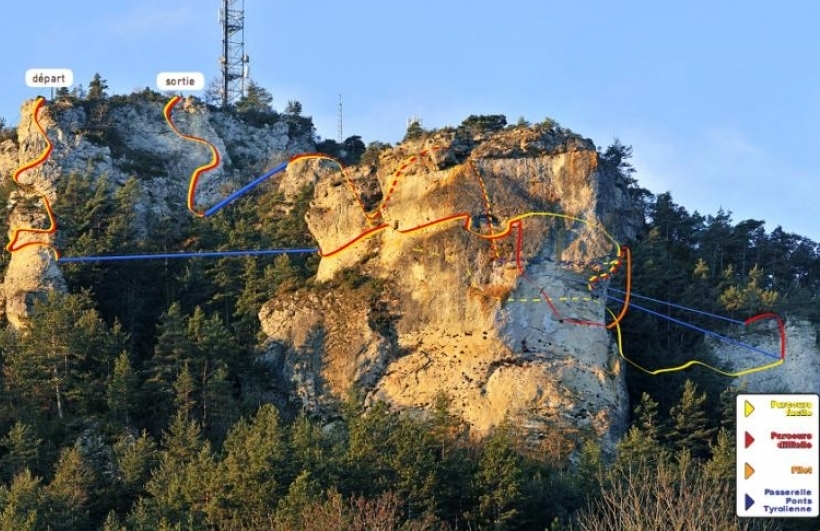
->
745, 432, 755, 448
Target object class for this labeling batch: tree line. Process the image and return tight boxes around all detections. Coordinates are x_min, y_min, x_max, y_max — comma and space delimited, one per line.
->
0, 100, 818, 528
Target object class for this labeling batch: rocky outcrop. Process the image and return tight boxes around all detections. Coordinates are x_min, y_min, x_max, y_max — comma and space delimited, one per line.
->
260, 125, 641, 450
1, 100, 66, 327
0, 95, 313, 328
708, 319, 820, 393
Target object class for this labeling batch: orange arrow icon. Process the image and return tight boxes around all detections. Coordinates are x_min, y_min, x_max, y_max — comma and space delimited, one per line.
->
745, 463, 755, 479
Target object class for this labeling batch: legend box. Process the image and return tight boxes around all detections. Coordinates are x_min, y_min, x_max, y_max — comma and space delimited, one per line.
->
737, 393, 819, 517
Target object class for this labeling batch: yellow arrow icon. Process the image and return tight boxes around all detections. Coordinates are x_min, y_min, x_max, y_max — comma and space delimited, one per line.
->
744, 401, 755, 417
745, 463, 755, 479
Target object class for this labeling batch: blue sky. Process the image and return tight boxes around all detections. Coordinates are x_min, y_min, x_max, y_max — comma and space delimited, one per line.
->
2, 1, 818, 242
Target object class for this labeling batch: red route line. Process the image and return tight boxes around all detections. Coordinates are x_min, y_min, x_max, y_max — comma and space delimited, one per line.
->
6, 97, 61, 259
746, 312, 787, 360
284, 148, 629, 327
43, 107, 629, 327
310, 200, 630, 326
163, 96, 221, 217
479, 246, 631, 328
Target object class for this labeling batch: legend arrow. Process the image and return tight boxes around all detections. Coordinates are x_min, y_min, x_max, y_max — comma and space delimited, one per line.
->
737, 394, 819, 518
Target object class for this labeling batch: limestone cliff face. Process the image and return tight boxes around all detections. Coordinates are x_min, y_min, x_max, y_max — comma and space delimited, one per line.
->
260, 125, 641, 449
708, 319, 820, 393
0, 99, 66, 328
0, 96, 312, 327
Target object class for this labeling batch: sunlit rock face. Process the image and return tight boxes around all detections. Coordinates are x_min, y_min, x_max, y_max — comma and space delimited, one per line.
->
261, 124, 643, 451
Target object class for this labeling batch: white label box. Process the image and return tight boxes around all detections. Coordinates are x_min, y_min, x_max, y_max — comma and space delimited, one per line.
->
26, 68, 73, 88
737, 393, 819, 517
156, 72, 205, 91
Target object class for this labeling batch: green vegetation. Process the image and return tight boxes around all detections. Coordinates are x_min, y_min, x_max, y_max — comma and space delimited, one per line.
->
612, 188, 820, 419
361, 141, 391, 166
0, 117, 16, 145
235, 80, 274, 114
403, 119, 427, 142
88, 73, 110, 101
1, 94, 819, 528
314, 135, 367, 165
457, 114, 508, 139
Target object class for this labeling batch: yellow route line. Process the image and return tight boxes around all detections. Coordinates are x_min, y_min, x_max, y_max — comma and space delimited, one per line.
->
605, 308, 784, 377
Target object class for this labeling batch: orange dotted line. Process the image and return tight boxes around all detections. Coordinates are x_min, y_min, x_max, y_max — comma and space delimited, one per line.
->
468, 161, 500, 260
588, 249, 625, 291
376, 146, 444, 217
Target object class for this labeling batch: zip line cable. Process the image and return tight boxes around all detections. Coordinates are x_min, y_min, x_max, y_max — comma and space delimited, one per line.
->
606, 295, 781, 360
608, 287, 745, 325
57, 248, 318, 263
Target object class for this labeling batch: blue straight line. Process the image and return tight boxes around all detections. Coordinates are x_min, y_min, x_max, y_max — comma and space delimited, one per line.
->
609, 287, 745, 325
204, 161, 290, 217
58, 248, 318, 263
607, 296, 780, 360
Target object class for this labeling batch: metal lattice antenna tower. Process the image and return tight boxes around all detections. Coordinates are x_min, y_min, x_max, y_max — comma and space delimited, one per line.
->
219, 0, 249, 108
338, 94, 343, 143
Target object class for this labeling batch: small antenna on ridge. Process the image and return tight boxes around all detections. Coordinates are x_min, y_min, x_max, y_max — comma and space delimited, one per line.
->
338, 94, 343, 143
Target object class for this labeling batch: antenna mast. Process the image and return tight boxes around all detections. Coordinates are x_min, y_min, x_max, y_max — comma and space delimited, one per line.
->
338, 94, 343, 143
219, 0, 249, 108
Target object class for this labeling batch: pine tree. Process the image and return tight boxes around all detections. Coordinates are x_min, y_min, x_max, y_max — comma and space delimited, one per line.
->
2, 291, 124, 424
234, 257, 268, 345
0, 469, 42, 531
100, 511, 126, 531
200, 365, 237, 441
87, 73, 109, 100
267, 253, 301, 294
141, 412, 217, 528
667, 379, 717, 458
474, 424, 524, 529
144, 302, 193, 429
106, 351, 139, 428
342, 400, 398, 496
172, 363, 196, 422
702, 428, 734, 482
112, 431, 158, 510
633, 392, 661, 441
0, 423, 41, 481
616, 393, 665, 467
43, 447, 96, 531
273, 470, 323, 529
215, 404, 288, 525
288, 413, 332, 486
185, 307, 241, 431
235, 80, 273, 113
285, 100, 303, 115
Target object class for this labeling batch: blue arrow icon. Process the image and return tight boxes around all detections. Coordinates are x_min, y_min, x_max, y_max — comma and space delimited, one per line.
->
745, 494, 755, 510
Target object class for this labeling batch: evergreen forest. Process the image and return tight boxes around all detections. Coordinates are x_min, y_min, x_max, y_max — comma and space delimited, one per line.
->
0, 91, 818, 530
